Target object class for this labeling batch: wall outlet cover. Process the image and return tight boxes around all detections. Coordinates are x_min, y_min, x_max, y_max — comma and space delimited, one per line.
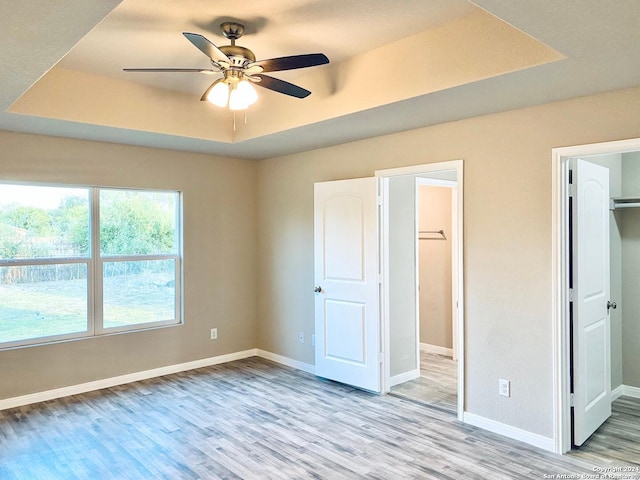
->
499, 379, 510, 397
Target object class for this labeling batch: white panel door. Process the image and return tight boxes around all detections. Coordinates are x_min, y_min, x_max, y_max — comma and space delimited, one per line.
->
572, 159, 611, 446
314, 177, 380, 392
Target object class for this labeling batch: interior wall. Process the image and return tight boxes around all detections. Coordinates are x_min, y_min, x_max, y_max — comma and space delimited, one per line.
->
257, 85, 640, 439
418, 186, 453, 350
621, 151, 640, 388
585, 153, 622, 389
388, 175, 418, 378
0, 131, 258, 400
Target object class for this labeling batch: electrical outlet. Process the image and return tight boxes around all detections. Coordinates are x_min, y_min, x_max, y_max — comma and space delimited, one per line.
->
210, 328, 218, 340
298, 332, 304, 344
499, 379, 510, 397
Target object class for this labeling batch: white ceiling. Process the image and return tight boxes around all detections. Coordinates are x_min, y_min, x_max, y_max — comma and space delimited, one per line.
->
2, 1, 640, 160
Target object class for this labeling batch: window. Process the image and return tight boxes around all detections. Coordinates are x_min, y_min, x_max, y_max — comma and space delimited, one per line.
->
0, 184, 181, 349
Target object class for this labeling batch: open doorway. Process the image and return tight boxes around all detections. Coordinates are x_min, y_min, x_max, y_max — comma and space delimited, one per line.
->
376, 161, 464, 420
390, 178, 457, 413
553, 138, 640, 459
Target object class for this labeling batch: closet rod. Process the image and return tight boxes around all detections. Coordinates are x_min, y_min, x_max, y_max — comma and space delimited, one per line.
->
614, 203, 640, 209
418, 229, 446, 240
610, 196, 640, 210
610, 201, 640, 210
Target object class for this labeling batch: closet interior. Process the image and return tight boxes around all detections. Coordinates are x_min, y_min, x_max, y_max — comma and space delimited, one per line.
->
591, 151, 640, 393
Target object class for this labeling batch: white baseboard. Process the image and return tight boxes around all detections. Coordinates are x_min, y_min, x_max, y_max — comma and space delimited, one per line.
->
0, 349, 257, 411
618, 384, 640, 399
463, 412, 555, 452
389, 369, 420, 387
0, 348, 317, 411
420, 343, 453, 357
612, 384, 625, 401
256, 349, 315, 375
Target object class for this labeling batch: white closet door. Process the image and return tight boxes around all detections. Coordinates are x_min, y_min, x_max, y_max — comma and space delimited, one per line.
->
572, 158, 611, 446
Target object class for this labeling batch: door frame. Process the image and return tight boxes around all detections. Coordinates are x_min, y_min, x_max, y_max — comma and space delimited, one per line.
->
376, 160, 464, 421
552, 137, 640, 454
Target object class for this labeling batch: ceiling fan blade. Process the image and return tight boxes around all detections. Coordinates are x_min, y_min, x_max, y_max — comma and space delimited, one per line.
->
253, 74, 311, 98
183, 32, 231, 64
249, 53, 329, 73
123, 68, 219, 74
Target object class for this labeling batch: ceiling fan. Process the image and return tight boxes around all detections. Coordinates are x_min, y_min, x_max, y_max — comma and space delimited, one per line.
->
124, 22, 329, 110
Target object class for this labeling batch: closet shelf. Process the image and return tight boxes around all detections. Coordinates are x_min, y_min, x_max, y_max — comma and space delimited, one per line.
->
610, 197, 640, 210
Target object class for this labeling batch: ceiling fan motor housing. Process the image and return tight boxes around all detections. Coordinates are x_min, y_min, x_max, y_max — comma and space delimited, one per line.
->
219, 22, 255, 69
220, 45, 256, 65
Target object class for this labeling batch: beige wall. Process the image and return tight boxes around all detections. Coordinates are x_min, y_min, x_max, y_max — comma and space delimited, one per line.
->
418, 186, 453, 349
3, 85, 640, 441
257, 86, 640, 438
0, 131, 258, 400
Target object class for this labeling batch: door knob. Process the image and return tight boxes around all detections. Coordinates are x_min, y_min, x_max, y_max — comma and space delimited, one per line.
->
607, 301, 617, 310
314, 286, 322, 293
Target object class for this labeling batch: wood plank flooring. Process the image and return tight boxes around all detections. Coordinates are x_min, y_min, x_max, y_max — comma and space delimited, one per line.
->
389, 352, 457, 413
0, 357, 638, 479
570, 395, 640, 466
388, 349, 640, 469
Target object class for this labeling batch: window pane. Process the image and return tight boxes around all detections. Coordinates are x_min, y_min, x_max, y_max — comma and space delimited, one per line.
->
100, 190, 177, 256
103, 259, 176, 329
0, 185, 89, 259
0, 264, 88, 344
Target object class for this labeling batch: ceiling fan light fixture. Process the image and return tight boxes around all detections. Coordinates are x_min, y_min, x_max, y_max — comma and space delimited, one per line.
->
228, 80, 258, 111
236, 80, 258, 105
228, 87, 249, 111
206, 79, 229, 107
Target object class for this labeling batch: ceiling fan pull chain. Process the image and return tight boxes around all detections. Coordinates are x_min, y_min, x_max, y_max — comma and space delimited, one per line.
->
233, 111, 236, 132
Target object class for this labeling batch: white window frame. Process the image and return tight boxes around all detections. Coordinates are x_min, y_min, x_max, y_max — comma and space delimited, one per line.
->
0, 257, 93, 349
0, 183, 183, 350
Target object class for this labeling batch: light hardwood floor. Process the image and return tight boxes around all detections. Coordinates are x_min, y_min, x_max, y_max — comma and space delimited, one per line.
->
389, 352, 457, 413
570, 395, 640, 466
1, 357, 638, 479
389, 350, 640, 469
